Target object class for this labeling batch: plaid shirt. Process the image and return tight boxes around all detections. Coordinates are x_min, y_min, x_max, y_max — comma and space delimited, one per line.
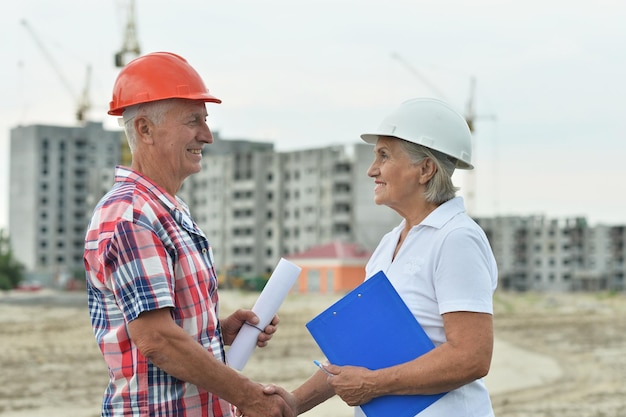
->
84, 166, 234, 417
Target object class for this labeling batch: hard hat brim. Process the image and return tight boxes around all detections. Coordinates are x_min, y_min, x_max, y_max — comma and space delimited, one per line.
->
108, 95, 222, 116
360, 133, 378, 145
359, 132, 474, 170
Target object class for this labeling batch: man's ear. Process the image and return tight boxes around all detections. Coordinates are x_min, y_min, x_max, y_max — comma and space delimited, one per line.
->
418, 158, 437, 184
135, 116, 154, 144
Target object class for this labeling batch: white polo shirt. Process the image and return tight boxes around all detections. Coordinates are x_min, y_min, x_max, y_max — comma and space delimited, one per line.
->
356, 196, 498, 417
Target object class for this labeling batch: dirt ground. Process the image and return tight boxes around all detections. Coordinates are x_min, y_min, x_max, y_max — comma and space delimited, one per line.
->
0, 289, 625, 417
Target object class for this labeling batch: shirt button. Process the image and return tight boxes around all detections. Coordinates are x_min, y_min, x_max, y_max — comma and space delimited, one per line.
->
202, 248, 208, 254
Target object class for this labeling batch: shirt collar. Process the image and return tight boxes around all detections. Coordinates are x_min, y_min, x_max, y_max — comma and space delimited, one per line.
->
114, 165, 180, 212
420, 196, 466, 229
392, 196, 467, 234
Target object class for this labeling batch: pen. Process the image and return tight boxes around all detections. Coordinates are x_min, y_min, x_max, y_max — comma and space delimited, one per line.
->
313, 360, 333, 376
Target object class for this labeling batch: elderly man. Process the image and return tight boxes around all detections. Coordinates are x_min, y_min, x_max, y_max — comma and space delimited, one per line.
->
84, 52, 294, 417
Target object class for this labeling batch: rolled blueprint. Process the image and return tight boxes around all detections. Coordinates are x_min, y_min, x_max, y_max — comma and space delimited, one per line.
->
226, 257, 302, 371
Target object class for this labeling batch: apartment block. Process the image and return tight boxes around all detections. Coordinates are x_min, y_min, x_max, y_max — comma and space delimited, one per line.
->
476, 216, 626, 291
186, 138, 400, 278
609, 226, 626, 289
9, 122, 625, 292
9, 122, 122, 285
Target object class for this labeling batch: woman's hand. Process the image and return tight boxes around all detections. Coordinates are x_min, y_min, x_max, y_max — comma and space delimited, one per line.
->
323, 364, 376, 406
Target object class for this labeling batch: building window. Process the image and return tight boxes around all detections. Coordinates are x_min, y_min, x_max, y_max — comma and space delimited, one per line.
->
307, 270, 321, 292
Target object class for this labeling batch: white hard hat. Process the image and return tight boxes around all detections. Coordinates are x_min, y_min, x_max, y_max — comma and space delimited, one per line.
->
361, 98, 473, 170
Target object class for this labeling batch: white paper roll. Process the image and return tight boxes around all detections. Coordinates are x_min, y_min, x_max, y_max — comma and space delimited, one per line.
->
226, 257, 302, 371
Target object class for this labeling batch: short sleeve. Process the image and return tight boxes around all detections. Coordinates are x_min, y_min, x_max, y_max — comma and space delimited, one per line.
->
434, 226, 497, 315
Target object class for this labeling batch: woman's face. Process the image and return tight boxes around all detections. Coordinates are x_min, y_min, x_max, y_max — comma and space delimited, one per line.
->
366, 136, 422, 210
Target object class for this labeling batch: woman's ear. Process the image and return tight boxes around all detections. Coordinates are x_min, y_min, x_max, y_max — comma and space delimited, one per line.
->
419, 158, 437, 184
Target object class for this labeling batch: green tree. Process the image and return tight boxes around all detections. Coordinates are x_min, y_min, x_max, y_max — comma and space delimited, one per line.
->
0, 229, 25, 290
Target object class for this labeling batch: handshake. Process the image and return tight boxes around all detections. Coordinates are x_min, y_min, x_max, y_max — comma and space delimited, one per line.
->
235, 361, 368, 417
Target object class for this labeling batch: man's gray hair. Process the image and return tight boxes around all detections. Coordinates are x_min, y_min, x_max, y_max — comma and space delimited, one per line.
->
398, 139, 459, 204
122, 100, 176, 153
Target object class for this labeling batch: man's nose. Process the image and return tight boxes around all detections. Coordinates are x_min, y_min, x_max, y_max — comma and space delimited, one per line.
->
199, 122, 213, 144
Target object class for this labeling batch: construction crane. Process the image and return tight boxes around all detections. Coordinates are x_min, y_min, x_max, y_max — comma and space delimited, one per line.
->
465, 76, 477, 133
390, 52, 497, 215
115, 0, 141, 67
114, 0, 141, 168
390, 52, 496, 133
21, 19, 92, 123
390, 52, 448, 103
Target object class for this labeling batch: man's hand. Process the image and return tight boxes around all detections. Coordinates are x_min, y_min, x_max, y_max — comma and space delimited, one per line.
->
235, 384, 296, 417
221, 309, 280, 347
262, 384, 297, 412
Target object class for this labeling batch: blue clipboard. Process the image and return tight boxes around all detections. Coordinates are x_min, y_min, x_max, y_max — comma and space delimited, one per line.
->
305, 270, 446, 417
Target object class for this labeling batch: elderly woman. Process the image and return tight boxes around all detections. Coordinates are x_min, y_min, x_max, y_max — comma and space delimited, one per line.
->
266, 98, 498, 417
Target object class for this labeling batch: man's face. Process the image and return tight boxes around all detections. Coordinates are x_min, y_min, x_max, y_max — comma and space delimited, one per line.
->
151, 100, 213, 183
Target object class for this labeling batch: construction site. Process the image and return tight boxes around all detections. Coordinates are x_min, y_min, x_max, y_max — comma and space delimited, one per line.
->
2, 1, 625, 417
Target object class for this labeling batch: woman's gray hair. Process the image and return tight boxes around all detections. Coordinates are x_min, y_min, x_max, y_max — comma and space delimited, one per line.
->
122, 99, 175, 153
398, 139, 459, 204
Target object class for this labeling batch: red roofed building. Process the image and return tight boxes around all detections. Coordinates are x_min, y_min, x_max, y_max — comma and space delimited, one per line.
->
286, 241, 372, 294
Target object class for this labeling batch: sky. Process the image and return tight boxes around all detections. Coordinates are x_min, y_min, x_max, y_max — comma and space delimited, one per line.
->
1, 0, 625, 231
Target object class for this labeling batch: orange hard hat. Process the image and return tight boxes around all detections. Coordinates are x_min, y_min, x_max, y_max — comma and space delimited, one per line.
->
108, 51, 221, 116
